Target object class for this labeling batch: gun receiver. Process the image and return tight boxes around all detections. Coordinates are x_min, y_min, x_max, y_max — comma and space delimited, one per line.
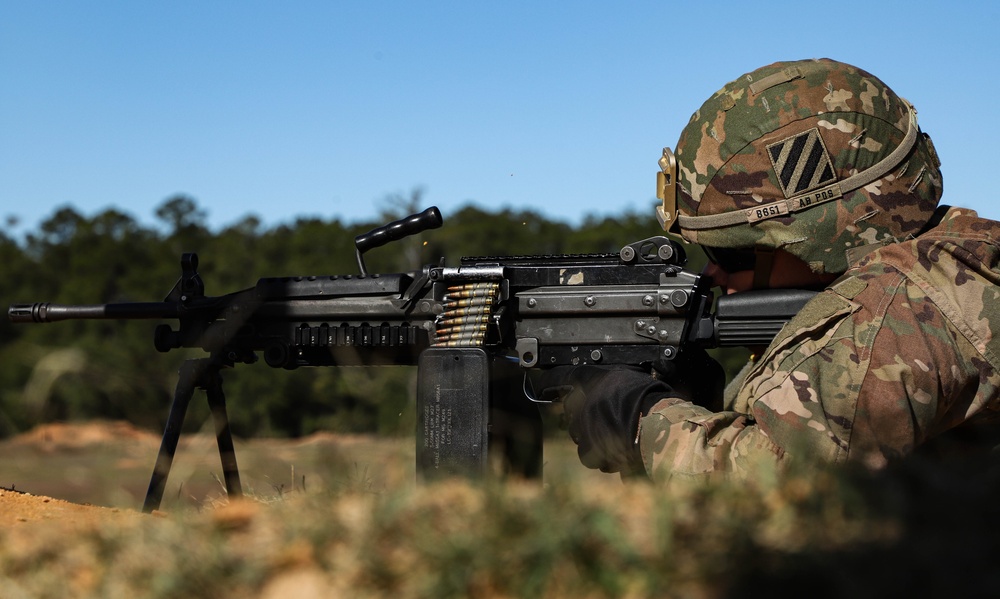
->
8, 207, 815, 509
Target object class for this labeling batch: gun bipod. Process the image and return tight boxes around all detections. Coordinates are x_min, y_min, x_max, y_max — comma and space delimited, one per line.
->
142, 357, 243, 513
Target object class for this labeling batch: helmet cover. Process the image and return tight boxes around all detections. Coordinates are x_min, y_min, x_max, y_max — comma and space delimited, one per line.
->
667, 58, 942, 274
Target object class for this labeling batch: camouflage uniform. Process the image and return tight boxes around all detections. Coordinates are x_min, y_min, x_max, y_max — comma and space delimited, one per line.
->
640, 59, 1000, 479
640, 207, 1000, 478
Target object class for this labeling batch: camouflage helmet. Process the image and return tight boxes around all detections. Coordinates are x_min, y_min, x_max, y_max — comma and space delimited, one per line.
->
656, 58, 943, 275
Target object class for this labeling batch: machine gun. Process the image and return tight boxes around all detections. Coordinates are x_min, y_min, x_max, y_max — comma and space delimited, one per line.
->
8, 207, 815, 512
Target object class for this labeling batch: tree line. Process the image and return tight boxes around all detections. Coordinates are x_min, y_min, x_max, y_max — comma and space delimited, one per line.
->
0, 194, 720, 439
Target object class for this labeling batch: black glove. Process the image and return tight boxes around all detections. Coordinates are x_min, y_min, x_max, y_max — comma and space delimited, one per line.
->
533, 350, 726, 475
533, 365, 673, 475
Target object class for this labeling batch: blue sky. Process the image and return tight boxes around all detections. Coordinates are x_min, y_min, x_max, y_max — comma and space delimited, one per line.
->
2, 1, 998, 235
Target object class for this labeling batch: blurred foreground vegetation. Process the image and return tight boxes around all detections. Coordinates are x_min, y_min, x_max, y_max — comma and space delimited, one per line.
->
0, 194, 723, 440
2, 434, 999, 599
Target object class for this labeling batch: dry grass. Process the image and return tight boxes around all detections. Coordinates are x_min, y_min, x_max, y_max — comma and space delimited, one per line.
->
1, 423, 999, 598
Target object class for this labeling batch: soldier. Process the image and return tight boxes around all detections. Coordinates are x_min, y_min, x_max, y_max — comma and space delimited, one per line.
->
541, 58, 1000, 479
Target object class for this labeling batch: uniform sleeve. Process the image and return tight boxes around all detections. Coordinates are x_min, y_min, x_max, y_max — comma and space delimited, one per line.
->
747, 271, 987, 467
637, 398, 786, 480
638, 270, 981, 479
637, 277, 863, 479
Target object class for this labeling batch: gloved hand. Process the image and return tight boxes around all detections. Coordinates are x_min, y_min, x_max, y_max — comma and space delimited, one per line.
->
533, 365, 672, 476
532, 349, 725, 476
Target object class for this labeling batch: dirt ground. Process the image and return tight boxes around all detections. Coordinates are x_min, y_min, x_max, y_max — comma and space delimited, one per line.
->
0, 420, 597, 529
0, 486, 145, 526
0, 422, 160, 526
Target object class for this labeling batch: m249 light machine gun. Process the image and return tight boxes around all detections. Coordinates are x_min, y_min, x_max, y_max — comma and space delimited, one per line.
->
8, 207, 815, 512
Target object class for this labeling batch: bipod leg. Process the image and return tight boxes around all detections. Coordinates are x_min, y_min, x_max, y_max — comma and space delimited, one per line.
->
205, 369, 243, 502
143, 358, 202, 513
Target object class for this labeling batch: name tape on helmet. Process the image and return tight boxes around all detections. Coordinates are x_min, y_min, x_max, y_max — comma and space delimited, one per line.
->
745, 183, 844, 223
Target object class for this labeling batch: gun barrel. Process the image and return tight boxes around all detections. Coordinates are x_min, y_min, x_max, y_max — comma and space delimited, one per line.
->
9, 302, 180, 323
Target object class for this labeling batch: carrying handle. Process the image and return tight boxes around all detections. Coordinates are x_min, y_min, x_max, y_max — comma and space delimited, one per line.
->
354, 206, 443, 275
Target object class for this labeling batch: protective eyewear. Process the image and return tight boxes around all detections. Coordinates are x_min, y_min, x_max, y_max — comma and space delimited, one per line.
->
702, 246, 758, 273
